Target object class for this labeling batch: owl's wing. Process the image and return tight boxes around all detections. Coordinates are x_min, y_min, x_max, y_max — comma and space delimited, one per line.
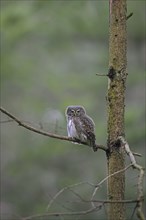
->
73, 117, 97, 151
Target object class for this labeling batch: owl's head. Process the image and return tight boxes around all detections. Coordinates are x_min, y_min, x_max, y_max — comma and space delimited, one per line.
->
65, 106, 86, 117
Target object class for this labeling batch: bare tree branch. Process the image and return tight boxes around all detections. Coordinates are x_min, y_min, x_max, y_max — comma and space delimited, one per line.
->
22, 198, 139, 220
1, 107, 142, 157
46, 167, 139, 216
126, 12, 133, 20
0, 106, 106, 151
91, 164, 132, 208
46, 182, 88, 211
91, 199, 139, 204
118, 136, 145, 220
22, 197, 139, 220
22, 206, 101, 220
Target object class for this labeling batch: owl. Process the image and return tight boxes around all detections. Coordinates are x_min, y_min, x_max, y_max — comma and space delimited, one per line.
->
65, 106, 97, 151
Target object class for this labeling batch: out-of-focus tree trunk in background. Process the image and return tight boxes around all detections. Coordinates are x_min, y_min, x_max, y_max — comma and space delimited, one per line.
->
107, 0, 127, 220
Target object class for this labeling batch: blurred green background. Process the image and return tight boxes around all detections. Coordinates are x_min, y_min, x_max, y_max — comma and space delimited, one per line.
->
1, 1, 145, 220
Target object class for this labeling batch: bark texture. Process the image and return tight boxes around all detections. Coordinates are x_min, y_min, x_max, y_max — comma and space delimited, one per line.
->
107, 0, 127, 220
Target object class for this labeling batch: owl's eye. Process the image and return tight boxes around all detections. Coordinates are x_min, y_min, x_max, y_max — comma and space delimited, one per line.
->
76, 109, 81, 114
76, 109, 80, 113
71, 109, 75, 114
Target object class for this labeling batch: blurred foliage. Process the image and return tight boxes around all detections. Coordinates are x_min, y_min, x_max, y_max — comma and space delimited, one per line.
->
1, 1, 145, 220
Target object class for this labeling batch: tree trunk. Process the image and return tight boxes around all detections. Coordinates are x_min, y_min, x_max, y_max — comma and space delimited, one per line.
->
107, 0, 127, 220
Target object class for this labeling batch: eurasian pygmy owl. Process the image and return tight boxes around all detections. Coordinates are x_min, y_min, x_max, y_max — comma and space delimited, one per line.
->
65, 106, 97, 151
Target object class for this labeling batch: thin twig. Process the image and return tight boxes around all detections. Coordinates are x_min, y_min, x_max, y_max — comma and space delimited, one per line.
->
47, 178, 139, 213
22, 199, 139, 220
47, 192, 75, 212
0, 106, 107, 151
46, 181, 94, 211
126, 12, 133, 20
68, 188, 87, 203
22, 206, 100, 220
68, 198, 139, 204
91, 199, 138, 204
91, 164, 132, 208
118, 136, 145, 220
96, 73, 108, 76
130, 203, 138, 220
0, 119, 14, 123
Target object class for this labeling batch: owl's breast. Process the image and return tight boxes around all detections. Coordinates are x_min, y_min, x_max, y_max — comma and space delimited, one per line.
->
67, 119, 79, 138
67, 118, 87, 143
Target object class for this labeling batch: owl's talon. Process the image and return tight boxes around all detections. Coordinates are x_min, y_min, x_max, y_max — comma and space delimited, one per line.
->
73, 138, 80, 143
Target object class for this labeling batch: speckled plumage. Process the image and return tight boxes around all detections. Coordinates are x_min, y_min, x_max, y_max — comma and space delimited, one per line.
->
65, 106, 97, 151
